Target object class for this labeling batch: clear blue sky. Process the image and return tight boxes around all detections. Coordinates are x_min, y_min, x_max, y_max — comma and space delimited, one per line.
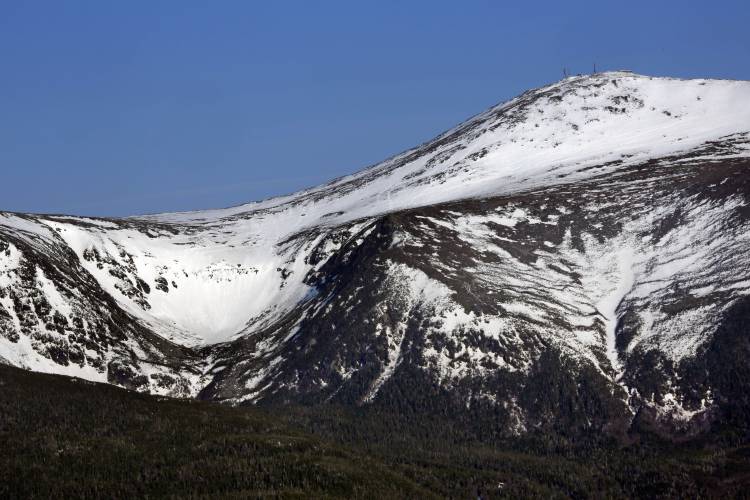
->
1, 1, 747, 216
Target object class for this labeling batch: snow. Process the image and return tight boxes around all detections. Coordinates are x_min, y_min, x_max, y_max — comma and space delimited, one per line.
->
363, 323, 405, 403
394, 178, 750, 386
1, 70, 749, 400
0, 241, 22, 288
109, 72, 747, 348
142, 72, 750, 233
594, 246, 635, 376
38, 219, 326, 346
36, 266, 74, 318
382, 261, 528, 386
0, 330, 109, 384
0, 71, 747, 432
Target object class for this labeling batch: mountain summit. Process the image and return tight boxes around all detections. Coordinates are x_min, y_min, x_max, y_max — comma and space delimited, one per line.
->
2, 72, 749, 438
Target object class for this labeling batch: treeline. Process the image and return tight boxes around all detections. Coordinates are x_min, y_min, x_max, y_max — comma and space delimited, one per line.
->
275, 403, 750, 499
1, 363, 749, 498
0, 365, 429, 498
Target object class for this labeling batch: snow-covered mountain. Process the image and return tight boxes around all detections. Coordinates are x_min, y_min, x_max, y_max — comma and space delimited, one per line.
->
2, 72, 750, 437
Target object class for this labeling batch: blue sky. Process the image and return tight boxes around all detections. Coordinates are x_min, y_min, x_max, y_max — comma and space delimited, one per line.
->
1, 1, 748, 216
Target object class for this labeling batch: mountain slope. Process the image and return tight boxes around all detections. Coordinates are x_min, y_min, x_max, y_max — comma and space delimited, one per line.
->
0, 363, 438, 499
6, 362, 750, 499
1, 71, 749, 438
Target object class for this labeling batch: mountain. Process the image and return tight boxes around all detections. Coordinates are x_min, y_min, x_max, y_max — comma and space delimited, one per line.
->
2, 71, 750, 440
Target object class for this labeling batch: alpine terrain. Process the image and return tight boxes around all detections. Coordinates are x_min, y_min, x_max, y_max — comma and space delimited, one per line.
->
2, 71, 750, 443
